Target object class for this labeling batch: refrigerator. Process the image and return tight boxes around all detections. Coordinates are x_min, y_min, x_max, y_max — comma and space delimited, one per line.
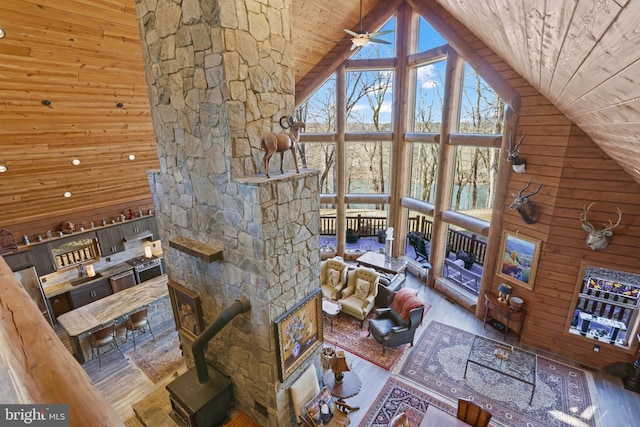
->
13, 266, 54, 327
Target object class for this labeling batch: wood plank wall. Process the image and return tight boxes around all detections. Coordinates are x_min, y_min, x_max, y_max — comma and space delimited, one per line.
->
0, 0, 158, 228
425, 0, 640, 368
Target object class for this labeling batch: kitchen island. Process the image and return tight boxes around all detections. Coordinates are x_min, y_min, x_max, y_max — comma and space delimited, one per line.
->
57, 274, 172, 363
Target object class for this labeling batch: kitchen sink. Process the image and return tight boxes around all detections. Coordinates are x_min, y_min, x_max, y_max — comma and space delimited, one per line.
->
70, 273, 102, 286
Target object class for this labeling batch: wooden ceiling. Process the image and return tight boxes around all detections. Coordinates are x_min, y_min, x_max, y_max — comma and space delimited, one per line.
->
1, 0, 639, 227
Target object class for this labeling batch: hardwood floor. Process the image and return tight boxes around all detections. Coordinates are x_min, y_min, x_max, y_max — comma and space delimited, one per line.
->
61, 273, 639, 426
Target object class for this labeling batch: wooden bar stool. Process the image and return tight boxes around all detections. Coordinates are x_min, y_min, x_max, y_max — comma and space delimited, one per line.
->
88, 322, 123, 370
124, 307, 154, 351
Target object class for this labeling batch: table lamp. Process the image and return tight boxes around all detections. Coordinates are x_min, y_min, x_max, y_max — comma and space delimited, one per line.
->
330, 350, 350, 384
498, 283, 512, 304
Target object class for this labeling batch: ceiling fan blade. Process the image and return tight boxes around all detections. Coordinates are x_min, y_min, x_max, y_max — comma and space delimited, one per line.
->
368, 30, 394, 37
344, 29, 359, 37
368, 37, 391, 45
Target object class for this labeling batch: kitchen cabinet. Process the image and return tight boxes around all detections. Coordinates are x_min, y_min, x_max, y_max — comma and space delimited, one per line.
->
30, 243, 56, 275
147, 216, 159, 240
49, 292, 73, 318
121, 217, 148, 237
69, 277, 113, 309
2, 250, 33, 272
96, 226, 125, 256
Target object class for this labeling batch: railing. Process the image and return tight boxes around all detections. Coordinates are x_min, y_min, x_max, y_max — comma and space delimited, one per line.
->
320, 214, 488, 266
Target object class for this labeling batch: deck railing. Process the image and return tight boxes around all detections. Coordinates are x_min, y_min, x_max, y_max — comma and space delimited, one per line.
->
321, 214, 487, 266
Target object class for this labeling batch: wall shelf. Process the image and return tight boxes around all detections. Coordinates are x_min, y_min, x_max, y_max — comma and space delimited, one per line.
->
169, 237, 223, 263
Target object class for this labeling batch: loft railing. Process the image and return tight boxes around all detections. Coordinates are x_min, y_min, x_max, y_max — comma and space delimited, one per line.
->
320, 214, 487, 266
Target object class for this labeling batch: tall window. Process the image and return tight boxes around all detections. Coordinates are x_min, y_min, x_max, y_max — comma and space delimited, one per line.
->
413, 61, 445, 132
409, 142, 438, 203
346, 70, 394, 132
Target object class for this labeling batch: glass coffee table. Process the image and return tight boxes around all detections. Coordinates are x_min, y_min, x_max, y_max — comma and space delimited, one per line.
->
464, 335, 537, 404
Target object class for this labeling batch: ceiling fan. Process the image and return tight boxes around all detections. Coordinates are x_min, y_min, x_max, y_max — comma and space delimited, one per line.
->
343, 0, 392, 50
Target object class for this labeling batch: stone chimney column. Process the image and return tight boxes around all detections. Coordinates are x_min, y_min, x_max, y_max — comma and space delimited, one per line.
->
136, 1, 320, 425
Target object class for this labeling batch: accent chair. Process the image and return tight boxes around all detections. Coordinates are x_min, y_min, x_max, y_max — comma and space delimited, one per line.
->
320, 257, 349, 300
338, 268, 379, 325
367, 288, 425, 353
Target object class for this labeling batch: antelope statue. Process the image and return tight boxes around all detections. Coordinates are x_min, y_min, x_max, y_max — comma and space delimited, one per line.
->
507, 132, 526, 173
509, 180, 544, 224
579, 202, 622, 251
260, 115, 305, 178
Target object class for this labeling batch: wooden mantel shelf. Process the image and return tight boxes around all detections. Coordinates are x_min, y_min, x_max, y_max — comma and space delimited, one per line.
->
169, 236, 223, 263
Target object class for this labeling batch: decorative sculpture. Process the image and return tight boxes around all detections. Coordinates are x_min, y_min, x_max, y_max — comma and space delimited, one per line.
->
580, 202, 622, 251
507, 132, 526, 173
509, 180, 544, 224
260, 116, 305, 178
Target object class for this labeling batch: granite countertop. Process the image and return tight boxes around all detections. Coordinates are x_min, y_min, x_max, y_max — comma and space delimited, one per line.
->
56, 275, 169, 337
42, 261, 134, 298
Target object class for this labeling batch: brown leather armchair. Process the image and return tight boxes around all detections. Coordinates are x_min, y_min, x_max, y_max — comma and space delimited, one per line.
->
375, 274, 406, 307
367, 289, 425, 353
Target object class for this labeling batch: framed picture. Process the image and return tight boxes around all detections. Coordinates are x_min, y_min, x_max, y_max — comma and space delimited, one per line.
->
274, 289, 323, 382
168, 280, 204, 339
496, 231, 542, 290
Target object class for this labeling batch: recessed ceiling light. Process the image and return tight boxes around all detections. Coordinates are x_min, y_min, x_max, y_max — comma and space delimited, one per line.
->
0, 165, 6, 173
72, 159, 81, 166
0, 28, 5, 39
128, 154, 136, 160
63, 191, 72, 197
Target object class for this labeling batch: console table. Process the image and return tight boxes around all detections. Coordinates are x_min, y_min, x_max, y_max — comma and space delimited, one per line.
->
483, 293, 526, 341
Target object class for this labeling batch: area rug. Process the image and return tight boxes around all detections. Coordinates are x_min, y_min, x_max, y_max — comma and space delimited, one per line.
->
358, 377, 456, 427
399, 321, 598, 427
323, 305, 431, 370
129, 329, 184, 383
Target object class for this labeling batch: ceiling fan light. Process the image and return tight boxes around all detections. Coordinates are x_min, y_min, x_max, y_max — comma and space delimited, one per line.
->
352, 37, 369, 47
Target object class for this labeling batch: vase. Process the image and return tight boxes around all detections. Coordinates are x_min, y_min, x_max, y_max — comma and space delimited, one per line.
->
292, 342, 301, 358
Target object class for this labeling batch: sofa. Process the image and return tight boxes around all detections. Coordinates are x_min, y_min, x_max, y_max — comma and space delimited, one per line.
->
367, 289, 425, 353
320, 257, 349, 300
338, 268, 379, 325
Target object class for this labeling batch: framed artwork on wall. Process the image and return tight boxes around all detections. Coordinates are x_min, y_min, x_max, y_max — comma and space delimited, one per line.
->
274, 289, 323, 382
496, 231, 542, 290
168, 280, 204, 339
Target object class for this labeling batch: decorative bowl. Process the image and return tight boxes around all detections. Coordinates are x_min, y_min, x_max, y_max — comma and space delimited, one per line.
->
509, 296, 524, 311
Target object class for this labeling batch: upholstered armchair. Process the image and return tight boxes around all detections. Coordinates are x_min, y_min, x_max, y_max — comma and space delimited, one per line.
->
338, 268, 379, 324
367, 289, 425, 353
320, 257, 349, 300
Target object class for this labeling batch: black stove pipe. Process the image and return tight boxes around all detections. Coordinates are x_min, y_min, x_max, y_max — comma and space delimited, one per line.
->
192, 296, 251, 383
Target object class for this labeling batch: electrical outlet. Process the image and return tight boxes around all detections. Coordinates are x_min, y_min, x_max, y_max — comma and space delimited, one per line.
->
593, 344, 600, 352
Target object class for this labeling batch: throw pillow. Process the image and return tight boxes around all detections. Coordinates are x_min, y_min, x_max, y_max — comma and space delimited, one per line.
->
328, 268, 341, 287
354, 278, 371, 299
304, 387, 336, 426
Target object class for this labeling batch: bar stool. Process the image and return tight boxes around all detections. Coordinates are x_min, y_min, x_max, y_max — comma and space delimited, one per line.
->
124, 307, 154, 351
88, 322, 123, 370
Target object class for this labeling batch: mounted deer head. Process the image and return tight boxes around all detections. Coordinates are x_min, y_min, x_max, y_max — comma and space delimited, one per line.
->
507, 132, 526, 173
509, 180, 544, 224
579, 202, 622, 251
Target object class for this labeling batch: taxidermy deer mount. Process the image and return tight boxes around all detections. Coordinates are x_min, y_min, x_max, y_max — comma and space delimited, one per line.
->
579, 202, 622, 251
507, 132, 526, 173
509, 180, 544, 224
260, 115, 305, 178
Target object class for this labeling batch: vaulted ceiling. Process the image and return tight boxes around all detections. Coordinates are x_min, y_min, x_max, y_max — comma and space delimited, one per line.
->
293, 0, 640, 183
0, 0, 638, 227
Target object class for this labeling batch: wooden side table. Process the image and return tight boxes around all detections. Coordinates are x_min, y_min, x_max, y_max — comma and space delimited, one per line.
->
323, 370, 361, 410
483, 293, 526, 341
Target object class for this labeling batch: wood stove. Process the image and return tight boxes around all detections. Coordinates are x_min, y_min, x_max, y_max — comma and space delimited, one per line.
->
166, 297, 251, 427
166, 363, 233, 427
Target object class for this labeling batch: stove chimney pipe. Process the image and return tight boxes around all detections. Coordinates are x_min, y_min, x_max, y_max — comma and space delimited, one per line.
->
192, 296, 251, 383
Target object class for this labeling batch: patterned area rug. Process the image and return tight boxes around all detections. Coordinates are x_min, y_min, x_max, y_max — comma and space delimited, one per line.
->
358, 377, 456, 427
129, 328, 184, 383
399, 321, 598, 427
323, 305, 431, 370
